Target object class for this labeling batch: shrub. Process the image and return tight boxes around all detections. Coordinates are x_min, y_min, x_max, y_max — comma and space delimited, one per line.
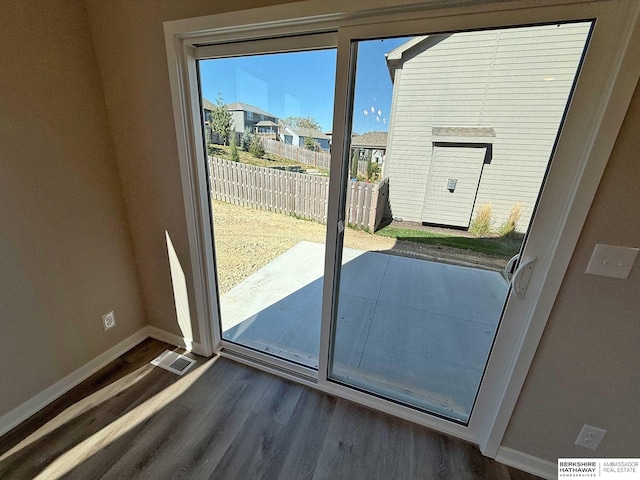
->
498, 203, 522, 238
241, 127, 252, 151
229, 136, 239, 162
249, 135, 265, 158
367, 161, 380, 182
469, 204, 494, 237
303, 136, 317, 151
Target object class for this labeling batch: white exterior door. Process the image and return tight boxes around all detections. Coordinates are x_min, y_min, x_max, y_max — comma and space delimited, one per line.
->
422, 144, 487, 228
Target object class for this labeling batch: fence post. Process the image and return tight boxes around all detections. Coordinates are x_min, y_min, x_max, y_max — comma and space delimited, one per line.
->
368, 183, 379, 232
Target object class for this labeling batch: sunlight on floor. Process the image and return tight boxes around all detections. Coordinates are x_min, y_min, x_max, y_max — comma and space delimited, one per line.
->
0, 365, 155, 463
31, 356, 218, 479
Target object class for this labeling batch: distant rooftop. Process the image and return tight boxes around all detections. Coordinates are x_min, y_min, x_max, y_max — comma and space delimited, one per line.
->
202, 98, 216, 111
202, 99, 277, 119
226, 102, 277, 119
254, 120, 279, 127
351, 131, 388, 149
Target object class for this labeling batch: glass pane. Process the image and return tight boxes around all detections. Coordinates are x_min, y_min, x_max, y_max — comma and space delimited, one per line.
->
330, 22, 592, 422
199, 48, 336, 369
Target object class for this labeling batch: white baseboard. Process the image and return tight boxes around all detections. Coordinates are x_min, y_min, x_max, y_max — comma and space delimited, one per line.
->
145, 326, 205, 356
0, 327, 150, 438
0, 326, 206, 439
496, 446, 557, 480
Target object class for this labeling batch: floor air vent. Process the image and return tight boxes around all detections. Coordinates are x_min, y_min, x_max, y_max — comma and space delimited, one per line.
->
150, 350, 196, 376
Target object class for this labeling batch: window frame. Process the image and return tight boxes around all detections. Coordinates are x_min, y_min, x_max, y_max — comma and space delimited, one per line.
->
164, 0, 640, 457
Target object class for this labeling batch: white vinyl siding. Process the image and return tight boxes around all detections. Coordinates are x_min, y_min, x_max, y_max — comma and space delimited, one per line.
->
385, 23, 590, 230
230, 111, 246, 133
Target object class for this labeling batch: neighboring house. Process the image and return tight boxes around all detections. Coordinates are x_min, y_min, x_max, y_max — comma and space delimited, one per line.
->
384, 23, 590, 230
202, 99, 279, 143
280, 123, 331, 151
351, 131, 388, 164
227, 101, 279, 136
201, 97, 216, 144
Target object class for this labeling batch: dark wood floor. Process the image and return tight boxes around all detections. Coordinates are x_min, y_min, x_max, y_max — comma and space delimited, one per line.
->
0, 339, 540, 479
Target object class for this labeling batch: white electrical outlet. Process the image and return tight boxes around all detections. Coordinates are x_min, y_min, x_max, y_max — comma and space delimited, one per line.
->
102, 311, 116, 331
585, 244, 639, 278
575, 424, 607, 450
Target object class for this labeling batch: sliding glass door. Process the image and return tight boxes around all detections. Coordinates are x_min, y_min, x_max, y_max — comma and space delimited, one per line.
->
328, 22, 592, 423
198, 40, 337, 370
198, 20, 591, 422
166, 0, 636, 441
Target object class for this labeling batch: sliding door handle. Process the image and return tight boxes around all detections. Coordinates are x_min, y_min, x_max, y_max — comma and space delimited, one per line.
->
510, 256, 537, 299
504, 253, 520, 282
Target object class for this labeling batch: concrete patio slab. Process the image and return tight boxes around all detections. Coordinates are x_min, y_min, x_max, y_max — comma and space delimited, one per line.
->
221, 241, 508, 421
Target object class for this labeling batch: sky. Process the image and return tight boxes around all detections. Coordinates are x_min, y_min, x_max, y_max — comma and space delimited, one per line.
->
199, 36, 409, 133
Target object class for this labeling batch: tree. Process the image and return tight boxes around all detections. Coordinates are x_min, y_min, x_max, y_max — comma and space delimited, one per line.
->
241, 127, 252, 151
350, 151, 359, 179
303, 136, 318, 151
249, 135, 265, 158
229, 136, 240, 162
283, 116, 322, 131
211, 93, 234, 145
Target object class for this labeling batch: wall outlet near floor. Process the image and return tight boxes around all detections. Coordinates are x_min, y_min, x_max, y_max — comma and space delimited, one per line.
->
575, 424, 607, 450
102, 311, 116, 331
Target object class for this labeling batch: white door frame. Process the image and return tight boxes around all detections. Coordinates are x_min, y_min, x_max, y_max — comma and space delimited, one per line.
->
163, 0, 640, 456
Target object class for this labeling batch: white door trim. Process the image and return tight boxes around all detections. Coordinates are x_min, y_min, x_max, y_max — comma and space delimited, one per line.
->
163, 0, 640, 456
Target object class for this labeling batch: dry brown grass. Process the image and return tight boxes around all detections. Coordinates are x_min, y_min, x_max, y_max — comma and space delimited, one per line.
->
212, 200, 394, 293
498, 203, 523, 238
469, 204, 494, 237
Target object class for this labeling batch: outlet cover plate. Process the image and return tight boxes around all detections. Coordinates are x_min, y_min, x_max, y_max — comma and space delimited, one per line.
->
575, 424, 607, 450
102, 311, 116, 331
585, 244, 638, 279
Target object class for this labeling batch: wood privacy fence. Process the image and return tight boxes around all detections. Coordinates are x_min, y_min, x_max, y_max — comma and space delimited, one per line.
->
208, 156, 388, 231
263, 138, 373, 177
356, 159, 369, 177
262, 138, 331, 170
